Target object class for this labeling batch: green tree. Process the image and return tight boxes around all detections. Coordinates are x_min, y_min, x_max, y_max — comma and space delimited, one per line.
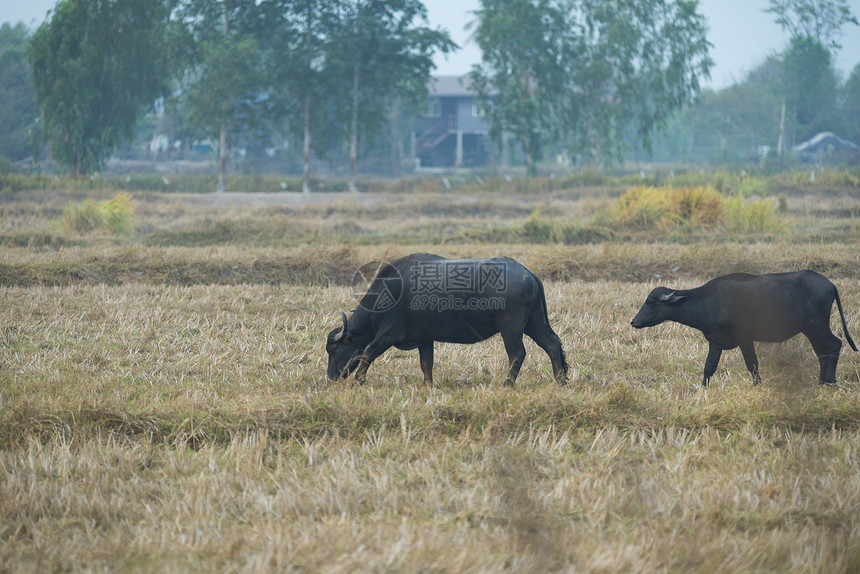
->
471, 0, 712, 168
765, 0, 858, 50
327, 0, 454, 190
842, 64, 860, 144
28, 0, 175, 176
577, 0, 712, 163
780, 35, 839, 143
261, 0, 339, 194
0, 23, 36, 163
174, 0, 266, 192
765, 0, 855, 147
643, 56, 792, 165
469, 0, 565, 174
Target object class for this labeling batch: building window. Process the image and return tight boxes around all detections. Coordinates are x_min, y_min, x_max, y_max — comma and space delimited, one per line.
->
427, 98, 442, 118
471, 100, 488, 118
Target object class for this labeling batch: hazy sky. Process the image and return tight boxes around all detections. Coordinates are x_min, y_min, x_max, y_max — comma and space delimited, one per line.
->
4, 0, 859, 89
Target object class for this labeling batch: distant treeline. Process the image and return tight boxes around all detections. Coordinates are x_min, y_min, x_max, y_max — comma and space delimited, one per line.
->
0, 0, 858, 179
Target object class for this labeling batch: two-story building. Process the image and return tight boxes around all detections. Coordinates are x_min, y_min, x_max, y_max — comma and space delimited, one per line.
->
412, 76, 493, 169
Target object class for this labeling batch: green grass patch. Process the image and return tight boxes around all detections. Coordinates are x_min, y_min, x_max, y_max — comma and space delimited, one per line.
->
58, 192, 137, 236
596, 185, 784, 235
721, 196, 783, 234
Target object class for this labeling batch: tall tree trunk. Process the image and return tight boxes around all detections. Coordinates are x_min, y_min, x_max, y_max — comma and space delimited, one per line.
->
302, 0, 313, 195
349, 57, 359, 192
389, 98, 401, 176
303, 94, 311, 194
348, 0, 361, 192
216, 12, 230, 194
524, 137, 533, 176
777, 97, 786, 157
217, 123, 227, 193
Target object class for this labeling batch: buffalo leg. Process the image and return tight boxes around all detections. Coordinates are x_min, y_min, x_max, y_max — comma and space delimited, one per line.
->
703, 343, 722, 387
805, 330, 842, 384
353, 334, 396, 382
739, 340, 761, 385
418, 342, 434, 384
500, 331, 527, 386
524, 318, 568, 384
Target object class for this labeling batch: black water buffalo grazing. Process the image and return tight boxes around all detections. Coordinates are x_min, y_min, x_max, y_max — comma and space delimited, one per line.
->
631, 270, 857, 386
326, 253, 568, 385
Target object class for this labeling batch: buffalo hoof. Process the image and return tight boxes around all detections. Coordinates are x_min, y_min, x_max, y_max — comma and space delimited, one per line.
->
819, 379, 838, 387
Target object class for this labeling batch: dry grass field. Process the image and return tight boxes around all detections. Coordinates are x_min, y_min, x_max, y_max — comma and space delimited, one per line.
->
3, 176, 860, 572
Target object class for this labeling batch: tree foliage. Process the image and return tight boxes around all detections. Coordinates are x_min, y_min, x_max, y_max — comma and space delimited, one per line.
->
765, 0, 859, 50
28, 0, 176, 176
780, 35, 839, 141
0, 23, 36, 162
171, 0, 267, 190
325, 0, 454, 186
469, 0, 565, 174
470, 0, 713, 170
764, 0, 854, 146
659, 61, 785, 164
568, 0, 713, 162
173, 0, 267, 139
843, 64, 860, 145
260, 0, 344, 192
169, 0, 451, 189
643, 0, 859, 165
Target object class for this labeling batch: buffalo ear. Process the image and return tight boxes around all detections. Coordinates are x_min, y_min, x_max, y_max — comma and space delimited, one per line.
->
659, 291, 689, 305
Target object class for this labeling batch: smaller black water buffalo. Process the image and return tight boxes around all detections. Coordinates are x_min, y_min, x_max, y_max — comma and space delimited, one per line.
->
631, 270, 857, 386
326, 253, 568, 385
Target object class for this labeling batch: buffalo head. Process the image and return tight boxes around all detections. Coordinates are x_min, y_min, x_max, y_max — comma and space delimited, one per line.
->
326, 311, 362, 380
631, 287, 690, 329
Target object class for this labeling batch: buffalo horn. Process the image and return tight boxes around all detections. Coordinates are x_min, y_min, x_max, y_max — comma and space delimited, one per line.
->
658, 291, 675, 302
333, 310, 349, 342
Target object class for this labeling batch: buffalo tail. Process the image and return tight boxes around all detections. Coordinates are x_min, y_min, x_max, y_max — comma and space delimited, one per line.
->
835, 287, 858, 352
